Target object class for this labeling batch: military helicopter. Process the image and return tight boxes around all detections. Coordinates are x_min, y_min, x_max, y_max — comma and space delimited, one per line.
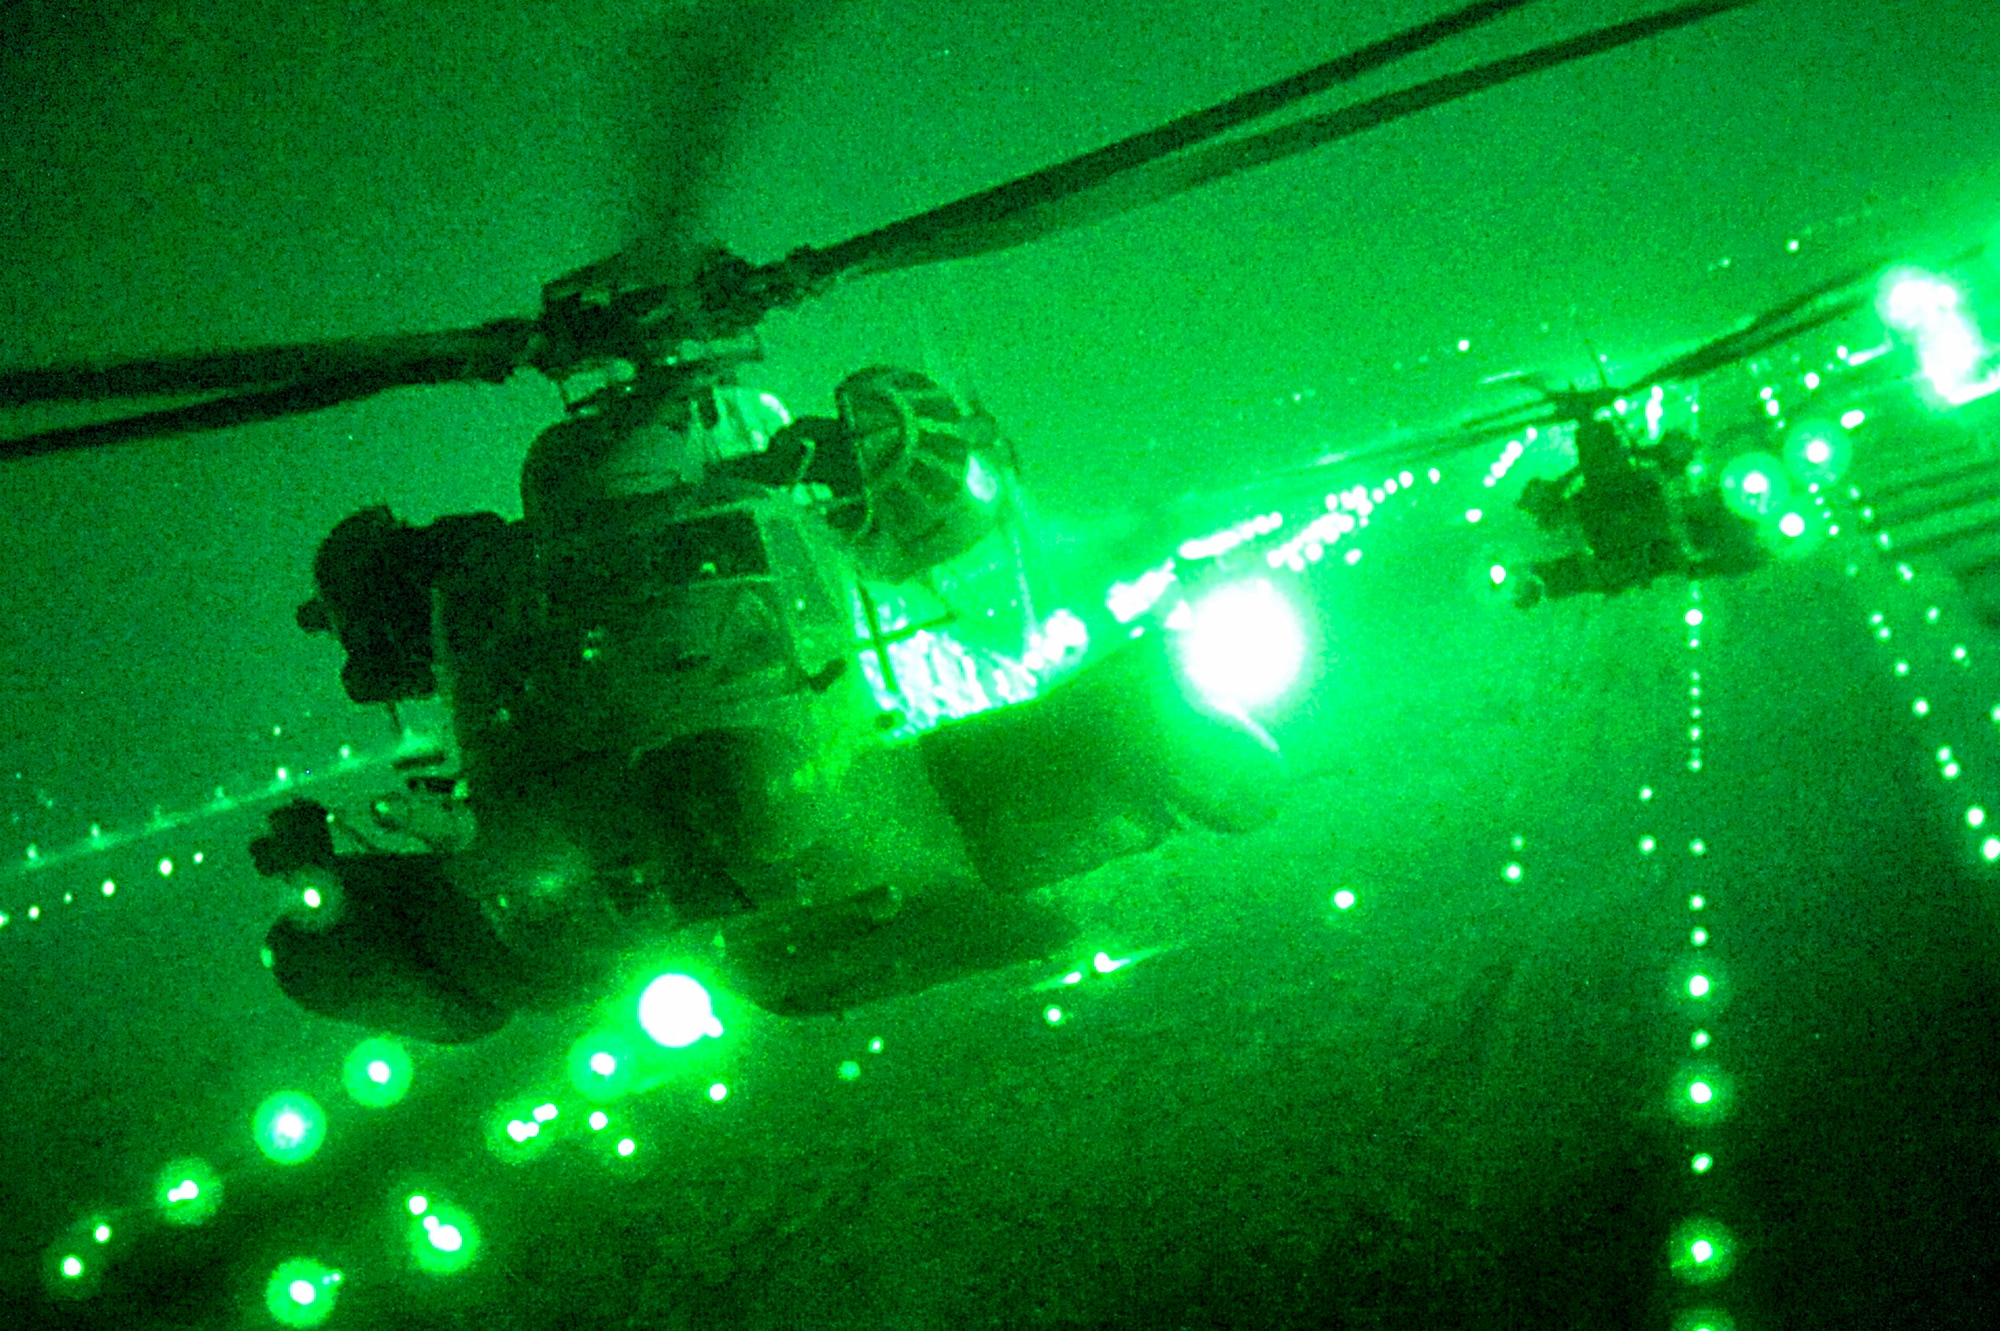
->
1262, 247, 1970, 610
1468, 265, 1880, 607
1, 0, 1765, 1041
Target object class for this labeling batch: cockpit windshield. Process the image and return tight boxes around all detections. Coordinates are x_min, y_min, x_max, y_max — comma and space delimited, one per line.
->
640, 510, 770, 586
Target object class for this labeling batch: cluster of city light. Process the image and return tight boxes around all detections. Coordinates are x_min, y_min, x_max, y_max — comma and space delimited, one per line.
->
41, 969, 744, 1319
1845, 550, 2000, 867
1177, 509, 1284, 561
1879, 271, 2000, 406
1264, 469, 1437, 572
29, 228, 2000, 1329
1, 741, 398, 939
1264, 499, 1357, 570
1482, 431, 1534, 488
1106, 558, 1179, 624
1713, 436, 1845, 562
853, 599, 1044, 736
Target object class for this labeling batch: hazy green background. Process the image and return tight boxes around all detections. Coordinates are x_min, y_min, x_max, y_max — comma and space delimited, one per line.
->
4, 1, 2000, 1325
4, 0, 1999, 803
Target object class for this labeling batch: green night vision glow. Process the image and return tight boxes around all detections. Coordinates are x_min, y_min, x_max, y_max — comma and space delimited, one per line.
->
1762, 503, 1829, 560
342, 1037, 414, 1108
568, 1029, 642, 1101
1783, 419, 1852, 487
486, 1097, 562, 1163
43, 1243, 101, 1300
1719, 452, 1790, 520
1172, 578, 1307, 711
407, 1198, 482, 1275
42, 1211, 130, 1300
156, 1156, 223, 1226
1667, 1216, 1739, 1284
636, 973, 725, 1049
1881, 271, 2000, 406
264, 1258, 342, 1328
1670, 1063, 1734, 1125
1671, 1310, 1738, 1331
252, 1092, 328, 1166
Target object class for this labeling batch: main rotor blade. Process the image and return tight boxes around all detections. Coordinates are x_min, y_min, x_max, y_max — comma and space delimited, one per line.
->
827, 0, 1759, 278
4, 2, 1524, 433
786, 0, 1542, 286
1639, 263, 1885, 386
0, 320, 537, 409
0, 321, 537, 462
1624, 239, 1985, 393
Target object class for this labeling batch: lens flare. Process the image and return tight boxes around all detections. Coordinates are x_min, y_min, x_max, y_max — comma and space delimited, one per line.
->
636, 973, 724, 1049
1172, 579, 1307, 711
1880, 270, 2000, 406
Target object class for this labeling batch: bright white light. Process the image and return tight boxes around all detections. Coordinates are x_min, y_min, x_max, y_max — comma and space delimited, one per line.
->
1882, 272, 2000, 405
1107, 561, 1177, 624
1174, 579, 1306, 711
637, 974, 724, 1049
964, 453, 999, 503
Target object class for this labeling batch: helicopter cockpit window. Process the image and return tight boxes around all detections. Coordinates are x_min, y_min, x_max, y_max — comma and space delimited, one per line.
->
643, 511, 770, 586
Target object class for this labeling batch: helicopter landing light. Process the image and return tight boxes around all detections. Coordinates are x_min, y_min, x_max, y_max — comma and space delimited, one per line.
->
1173, 578, 1306, 712
1881, 271, 2000, 406
637, 973, 724, 1049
